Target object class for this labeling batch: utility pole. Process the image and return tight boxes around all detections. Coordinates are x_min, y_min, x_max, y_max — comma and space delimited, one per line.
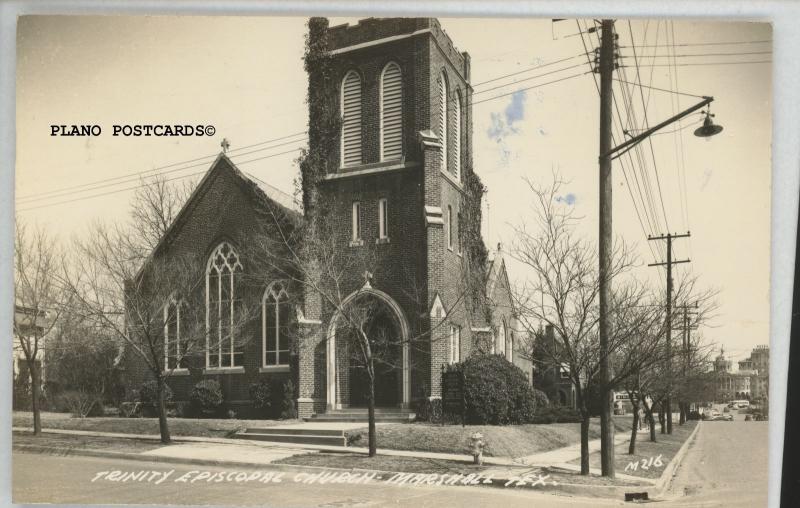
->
648, 232, 691, 434
598, 19, 617, 478
678, 302, 699, 424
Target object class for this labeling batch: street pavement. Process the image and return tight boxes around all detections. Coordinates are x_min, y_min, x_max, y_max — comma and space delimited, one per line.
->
12, 452, 629, 507
660, 412, 768, 507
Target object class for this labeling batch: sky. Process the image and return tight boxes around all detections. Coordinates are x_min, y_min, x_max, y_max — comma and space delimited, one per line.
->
15, 15, 772, 367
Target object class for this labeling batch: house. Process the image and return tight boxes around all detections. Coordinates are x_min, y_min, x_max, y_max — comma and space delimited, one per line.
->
13, 304, 52, 408
123, 17, 521, 419
531, 324, 577, 408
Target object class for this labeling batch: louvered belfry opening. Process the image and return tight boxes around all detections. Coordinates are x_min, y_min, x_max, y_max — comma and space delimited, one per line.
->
341, 71, 362, 167
438, 71, 448, 173
453, 91, 461, 180
380, 62, 403, 161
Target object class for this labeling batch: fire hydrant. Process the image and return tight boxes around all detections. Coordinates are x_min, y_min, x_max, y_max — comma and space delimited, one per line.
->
470, 432, 485, 465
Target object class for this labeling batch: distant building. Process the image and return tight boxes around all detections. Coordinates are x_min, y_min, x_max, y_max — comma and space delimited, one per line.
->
713, 346, 755, 401
739, 345, 769, 401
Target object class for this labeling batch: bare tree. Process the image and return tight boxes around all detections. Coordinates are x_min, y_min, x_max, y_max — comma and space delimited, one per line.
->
128, 174, 194, 259
511, 176, 667, 476
14, 219, 67, 435
62, 177, 252, 443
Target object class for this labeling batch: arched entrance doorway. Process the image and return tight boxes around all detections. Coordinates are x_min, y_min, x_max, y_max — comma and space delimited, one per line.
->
326, 287, 410, 409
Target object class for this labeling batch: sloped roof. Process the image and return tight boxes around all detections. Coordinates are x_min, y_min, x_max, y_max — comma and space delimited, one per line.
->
135, 153, 302, 278
486, 243, 511, 300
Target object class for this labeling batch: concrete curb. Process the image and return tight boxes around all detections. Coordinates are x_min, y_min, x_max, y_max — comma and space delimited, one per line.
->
651, 421, 701, 498
14, 436, 648, 501
10, 426, 528, 467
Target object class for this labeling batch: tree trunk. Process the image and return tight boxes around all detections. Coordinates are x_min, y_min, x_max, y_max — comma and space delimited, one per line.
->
659, 404, 666, 434
156, 375, 171, 444
679, 402, 686, 425
30, 362, 42, 436
647, 407, 657, 442
580, 407, 590, 475
628, 402, 639, 455
367, 362, 377, 457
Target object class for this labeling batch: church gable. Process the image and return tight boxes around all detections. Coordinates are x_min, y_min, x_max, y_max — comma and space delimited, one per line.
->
151, 154, 301, 263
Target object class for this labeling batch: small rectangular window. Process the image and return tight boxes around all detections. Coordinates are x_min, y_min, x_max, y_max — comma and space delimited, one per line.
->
449, 325, 461, 364
447, 205, 453, 250
457, 208, 462, 254
378, 198, 388, 239
352, 201, 361, 241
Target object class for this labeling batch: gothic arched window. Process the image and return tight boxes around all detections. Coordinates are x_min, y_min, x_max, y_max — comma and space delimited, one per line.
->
453, 90, 462, 180
262, 282, 291, 368
341, 70, 363, 167
206, 242, 243, 368
498, 319, 507, 357
380, 62, 403, 161
164, 297, 187, 370
438, 71, 448, 172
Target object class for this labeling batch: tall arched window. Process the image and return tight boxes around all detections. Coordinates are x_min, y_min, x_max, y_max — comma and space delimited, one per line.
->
262, 282, 290, 368
507, 330, 514, 363
341, 71, 362, 167
206, 242, 243, 368
453, 90, 462, 180
497, 320, 507, 357
438, 71, 448, 172
164, 297, 187, 370
380, 62, 403, 161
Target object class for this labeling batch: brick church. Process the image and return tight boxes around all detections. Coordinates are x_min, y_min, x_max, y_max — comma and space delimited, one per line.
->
124, 17, 528, 419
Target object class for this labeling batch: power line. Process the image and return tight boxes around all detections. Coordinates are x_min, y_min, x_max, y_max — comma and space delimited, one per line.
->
623, 50, 771, 58
471, 72, 588, 107
17, 131, 308, 202
18, 148, 303, 212
471, 53, 585, 87
471, 63, 587, 98
629, 60, 771, 67
627, 23, 672, 235
17, 137, 309, 205
612, 78, 705, 99
626, 39, 771, 48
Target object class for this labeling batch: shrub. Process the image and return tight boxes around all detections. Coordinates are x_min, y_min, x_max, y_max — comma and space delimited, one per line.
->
280, 380, 297, 419
190, 379, 224, 415
138, 380, 173, 406
57, 390, 104, 418
533, 389, 549, 409
532, 405, 582, 424
460, 353, 540, 425
249, 380, 272, 416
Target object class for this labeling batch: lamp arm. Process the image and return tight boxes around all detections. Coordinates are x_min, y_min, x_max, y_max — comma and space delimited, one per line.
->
602, 96, 714, 159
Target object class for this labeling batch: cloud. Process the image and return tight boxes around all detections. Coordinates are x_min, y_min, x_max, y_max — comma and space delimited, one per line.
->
556, 193, 577, 205
486, 90, 528, 143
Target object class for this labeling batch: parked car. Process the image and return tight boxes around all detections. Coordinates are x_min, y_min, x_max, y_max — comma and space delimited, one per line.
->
709, 413, 733, 421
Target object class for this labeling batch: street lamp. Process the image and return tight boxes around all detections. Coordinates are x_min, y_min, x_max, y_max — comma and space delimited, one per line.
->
694, 110, 724, 138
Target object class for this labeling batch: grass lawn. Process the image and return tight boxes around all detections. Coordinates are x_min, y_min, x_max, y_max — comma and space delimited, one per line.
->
12, 411, 299, 439
13, 430, 163, 454
345, 417, 633, 459
275, 452, 488, 475
569, 420, 698, 479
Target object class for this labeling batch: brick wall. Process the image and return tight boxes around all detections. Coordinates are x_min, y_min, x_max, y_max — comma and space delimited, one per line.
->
125, 156, 301, 410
